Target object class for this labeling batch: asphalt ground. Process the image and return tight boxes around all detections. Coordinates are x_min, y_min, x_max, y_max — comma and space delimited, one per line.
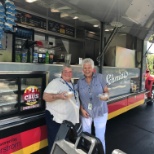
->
106, 103, 154, 154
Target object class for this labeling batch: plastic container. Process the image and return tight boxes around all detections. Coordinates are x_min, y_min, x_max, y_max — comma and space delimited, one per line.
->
98, 93, 109, 100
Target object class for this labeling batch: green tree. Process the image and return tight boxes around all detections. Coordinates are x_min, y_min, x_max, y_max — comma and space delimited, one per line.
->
147, 54, 154, 74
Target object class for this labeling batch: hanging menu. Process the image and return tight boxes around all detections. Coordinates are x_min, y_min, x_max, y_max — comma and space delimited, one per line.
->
16, 10, 46, 30
48, 20, 75, 37
15, 10, 75, 37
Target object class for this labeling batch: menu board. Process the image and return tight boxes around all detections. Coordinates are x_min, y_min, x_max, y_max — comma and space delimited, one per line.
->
16, 10, 46, 30
48, 20, 75, 37
15, 10, 75, 37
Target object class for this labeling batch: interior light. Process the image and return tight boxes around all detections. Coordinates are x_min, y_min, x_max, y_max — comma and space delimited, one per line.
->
110, 21, 123, 28
105, 29, 113, 32
89, 31, 95, 34
25, 0, 37, 3
93, 25, 99, 27
51, 8, 59, 13
119, 33, 126, 36
105, 29, 110, 32
60, 13, 69, 18
73, 16, 78, 19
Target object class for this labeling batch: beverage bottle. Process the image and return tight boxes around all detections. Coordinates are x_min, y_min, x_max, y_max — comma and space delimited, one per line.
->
42, 53, 46, 63
38, 48, 42, 63
38, 53, 42, 63
49, 53, 54, 64
49, 49, 54, 64
33, 47, 38, 63
21, 50, 27, 63
45, 50, 49, 64
15, 51, 21, 62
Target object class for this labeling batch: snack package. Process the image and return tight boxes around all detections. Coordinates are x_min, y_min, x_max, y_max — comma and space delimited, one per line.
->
4, 0, 16, 32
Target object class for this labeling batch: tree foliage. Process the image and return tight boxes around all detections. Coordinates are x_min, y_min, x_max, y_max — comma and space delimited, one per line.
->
147, 54, 154, 74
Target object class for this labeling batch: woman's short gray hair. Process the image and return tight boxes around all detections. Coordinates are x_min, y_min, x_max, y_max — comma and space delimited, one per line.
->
82, 58, 94, 68
62, 64, 72, 71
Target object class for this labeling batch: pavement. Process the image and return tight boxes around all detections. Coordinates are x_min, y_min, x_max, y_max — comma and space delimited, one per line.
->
106, 103, 154, 154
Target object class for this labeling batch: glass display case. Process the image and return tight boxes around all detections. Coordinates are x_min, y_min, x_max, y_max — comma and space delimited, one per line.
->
0, 71, 47, 120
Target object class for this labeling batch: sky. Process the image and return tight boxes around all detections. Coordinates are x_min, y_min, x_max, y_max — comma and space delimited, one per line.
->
147, 42, 154, 54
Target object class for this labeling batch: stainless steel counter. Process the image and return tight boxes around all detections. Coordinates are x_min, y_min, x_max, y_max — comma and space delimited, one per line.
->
0, 62, 82, 81
0, 62, 143, 98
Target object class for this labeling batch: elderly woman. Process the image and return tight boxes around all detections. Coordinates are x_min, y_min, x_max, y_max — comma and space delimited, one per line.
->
76, 58, 109, 153
43, 64, 80, 154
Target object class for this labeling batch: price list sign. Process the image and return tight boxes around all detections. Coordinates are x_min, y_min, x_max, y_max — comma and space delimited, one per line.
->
48, 20, 75, 37
16, 10, 47, 30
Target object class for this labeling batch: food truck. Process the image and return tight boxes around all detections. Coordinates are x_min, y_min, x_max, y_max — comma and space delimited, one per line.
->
0, 0, 153, 153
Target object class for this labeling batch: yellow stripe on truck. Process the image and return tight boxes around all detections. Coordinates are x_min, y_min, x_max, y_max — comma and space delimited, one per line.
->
108, 99, 145, 120
12, 139, 48, 154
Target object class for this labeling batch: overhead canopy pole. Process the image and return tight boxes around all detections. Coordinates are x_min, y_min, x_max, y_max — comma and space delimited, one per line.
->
97, 25, 119, 73
98, 22, 105, 73
104, 27, 119, 54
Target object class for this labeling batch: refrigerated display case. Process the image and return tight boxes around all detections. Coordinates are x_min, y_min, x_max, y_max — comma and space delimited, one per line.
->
12, 26, 34, 62
0, 71, 46, 119
0, 71, 48, 154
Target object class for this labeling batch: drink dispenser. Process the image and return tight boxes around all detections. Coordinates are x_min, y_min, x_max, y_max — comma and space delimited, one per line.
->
65, 53, 71, 64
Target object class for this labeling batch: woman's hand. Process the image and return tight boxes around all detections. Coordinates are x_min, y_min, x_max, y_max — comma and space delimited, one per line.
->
98, 85, 109, 101
98, 93, 109, 101
43, 91, 69, 102
81, 107, 90, 118
59, 92, 69, 100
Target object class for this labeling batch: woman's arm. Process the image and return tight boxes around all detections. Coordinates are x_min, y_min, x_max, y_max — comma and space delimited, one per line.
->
103, 85, 109, 100
99, 85, 109, 101
43, 92, 68, 102
104, 85, 109, 94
